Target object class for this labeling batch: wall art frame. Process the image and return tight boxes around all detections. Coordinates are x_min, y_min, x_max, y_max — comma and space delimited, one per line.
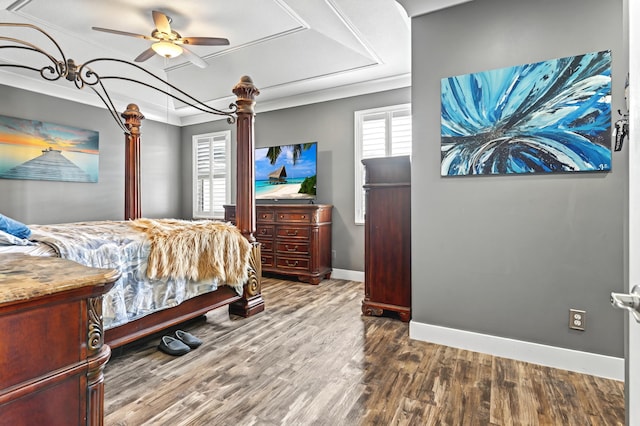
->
440, 50, 612, 176
0, 114, 99, 183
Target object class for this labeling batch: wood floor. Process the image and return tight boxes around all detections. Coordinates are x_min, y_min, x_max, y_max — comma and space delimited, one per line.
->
104, 277, 625, 425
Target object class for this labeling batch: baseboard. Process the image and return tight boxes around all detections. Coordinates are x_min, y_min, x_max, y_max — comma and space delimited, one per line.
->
331, 268, 364, 282
409, 321, 624, 381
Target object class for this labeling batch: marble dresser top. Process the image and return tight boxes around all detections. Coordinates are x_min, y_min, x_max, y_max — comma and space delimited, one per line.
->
0, 253, 120, 305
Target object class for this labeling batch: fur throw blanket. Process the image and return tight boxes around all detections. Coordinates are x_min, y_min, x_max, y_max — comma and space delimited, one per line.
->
130, 218, 251, 285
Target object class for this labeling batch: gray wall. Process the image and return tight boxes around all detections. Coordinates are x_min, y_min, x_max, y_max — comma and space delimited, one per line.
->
181, 88, 411, 272
411, 0, 626, 357
0, 84, 182, 224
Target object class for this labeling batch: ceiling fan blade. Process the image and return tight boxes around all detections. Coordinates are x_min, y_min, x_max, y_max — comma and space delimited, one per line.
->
134, 47, 156, 62
181, 37, 230, 46
152, 10, 172, 35
92, 27, 155, 40
181, 46, 208, 69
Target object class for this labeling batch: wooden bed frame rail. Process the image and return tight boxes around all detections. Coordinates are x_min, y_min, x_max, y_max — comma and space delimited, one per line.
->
105, 76, 265, 349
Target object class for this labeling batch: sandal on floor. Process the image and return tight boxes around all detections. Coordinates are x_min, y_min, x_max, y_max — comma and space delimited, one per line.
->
175, 330, 203, 349
158, 335, 191, 356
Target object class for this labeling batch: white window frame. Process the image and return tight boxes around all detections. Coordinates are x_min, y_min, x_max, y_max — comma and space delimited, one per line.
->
354, 103, 411, 225
192, 130, 231, 219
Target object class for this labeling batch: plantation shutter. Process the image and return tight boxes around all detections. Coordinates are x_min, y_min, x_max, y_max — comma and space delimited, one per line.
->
193, 131, 230, 219
362, 113, 387, 159
391, 109, 412, 156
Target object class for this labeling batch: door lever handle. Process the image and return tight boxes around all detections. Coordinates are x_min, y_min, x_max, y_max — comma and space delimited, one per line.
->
611, 285, 640, 323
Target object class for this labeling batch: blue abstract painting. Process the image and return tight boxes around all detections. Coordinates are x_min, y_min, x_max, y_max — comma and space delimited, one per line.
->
441, 51, 612, 176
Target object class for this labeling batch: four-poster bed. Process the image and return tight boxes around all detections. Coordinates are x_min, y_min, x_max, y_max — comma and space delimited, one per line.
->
0, 22, 265, 349
0, 22, 265, 425
1, 77, 265, 349
105, 75, 264, 348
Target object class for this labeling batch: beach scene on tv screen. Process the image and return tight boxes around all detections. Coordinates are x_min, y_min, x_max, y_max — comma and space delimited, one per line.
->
255, 143, 317, 200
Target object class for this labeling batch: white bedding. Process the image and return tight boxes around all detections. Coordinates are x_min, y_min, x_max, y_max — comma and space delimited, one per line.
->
0, 220, 248, 330
0, 242, 56, 256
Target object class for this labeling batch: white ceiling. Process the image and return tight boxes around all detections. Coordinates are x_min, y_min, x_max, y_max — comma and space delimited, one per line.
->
0, 0, 468, 125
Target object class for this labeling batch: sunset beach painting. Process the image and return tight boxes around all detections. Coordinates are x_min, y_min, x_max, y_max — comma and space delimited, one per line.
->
0, 115, 99, 182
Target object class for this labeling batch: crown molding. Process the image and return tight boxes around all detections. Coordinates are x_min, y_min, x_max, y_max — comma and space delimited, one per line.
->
395, 0, 474, 17
180, 72, 411, 126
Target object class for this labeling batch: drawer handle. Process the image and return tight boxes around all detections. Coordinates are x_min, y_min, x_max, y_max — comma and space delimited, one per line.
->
286, 230, 298, 236
261, 257, 266, 262
301, 215, 306, 219
262, 214, 268, 219
285, 260, 299, 267
280, 215, 285, 219
260, 229, 267, 235
285, 245, 297, 251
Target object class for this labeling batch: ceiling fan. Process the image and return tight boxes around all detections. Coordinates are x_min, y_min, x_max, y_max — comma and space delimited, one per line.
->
92, 10, 229, 68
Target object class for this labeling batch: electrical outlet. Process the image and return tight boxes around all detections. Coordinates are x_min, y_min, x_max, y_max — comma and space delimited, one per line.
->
569, 309, 586, 331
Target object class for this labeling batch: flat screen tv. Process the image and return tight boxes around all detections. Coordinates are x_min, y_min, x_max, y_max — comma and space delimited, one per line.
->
255, 142, 317, 201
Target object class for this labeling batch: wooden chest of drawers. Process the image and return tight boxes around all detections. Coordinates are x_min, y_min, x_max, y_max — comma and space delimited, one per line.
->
362, 156, 411, 322
224, 204, 332, 284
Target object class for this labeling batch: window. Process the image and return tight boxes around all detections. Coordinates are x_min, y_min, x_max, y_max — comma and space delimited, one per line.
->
354, 104, 411, 224
193, 131, 231, 219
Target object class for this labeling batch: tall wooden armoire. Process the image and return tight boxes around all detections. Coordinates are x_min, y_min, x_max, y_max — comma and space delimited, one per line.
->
361, 155, 411, 322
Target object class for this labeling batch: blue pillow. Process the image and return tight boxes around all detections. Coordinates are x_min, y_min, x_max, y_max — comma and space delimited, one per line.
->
0, 213, 31, 239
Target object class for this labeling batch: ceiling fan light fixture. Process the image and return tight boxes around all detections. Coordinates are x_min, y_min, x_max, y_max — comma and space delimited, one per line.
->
152, 41, 183, 58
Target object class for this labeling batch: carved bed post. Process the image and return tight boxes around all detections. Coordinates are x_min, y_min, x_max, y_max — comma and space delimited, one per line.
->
231, 76, 259, 243
121, 104, 145, 220
230, 76, 265, 317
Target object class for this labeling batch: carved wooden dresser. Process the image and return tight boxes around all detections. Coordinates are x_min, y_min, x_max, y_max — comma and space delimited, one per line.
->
225, 204, 333, 284
0, 254, 119, 425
